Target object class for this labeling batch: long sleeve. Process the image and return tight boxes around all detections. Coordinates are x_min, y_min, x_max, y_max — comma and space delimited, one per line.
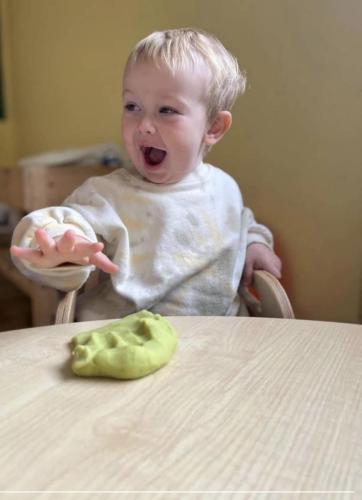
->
11, 170, 130, 293
11, 206, 97, 292
243, 207, 274, 249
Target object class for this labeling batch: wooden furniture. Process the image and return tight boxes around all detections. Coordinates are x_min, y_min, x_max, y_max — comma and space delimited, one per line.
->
0, 246, 59, 326
55, 270, 295, 324
0, 164, 116, 326
0, 316, 361, 495
243, 270, 294, 319
0, 270, 31, 330
0, 164, 116, 212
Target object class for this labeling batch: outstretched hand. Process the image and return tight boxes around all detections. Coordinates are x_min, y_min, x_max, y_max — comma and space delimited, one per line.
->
242, 242, 282, 286
10, 229, 119, 274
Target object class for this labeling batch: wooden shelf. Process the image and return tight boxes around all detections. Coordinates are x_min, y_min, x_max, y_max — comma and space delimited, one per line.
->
0, 164, 116, 212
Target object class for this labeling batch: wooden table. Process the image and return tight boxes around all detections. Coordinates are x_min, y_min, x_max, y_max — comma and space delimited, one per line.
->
1, 316, 361, 499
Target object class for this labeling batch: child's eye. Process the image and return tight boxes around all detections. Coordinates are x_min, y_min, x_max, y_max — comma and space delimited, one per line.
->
124, 103, 140, 112
159, 106, 178, 115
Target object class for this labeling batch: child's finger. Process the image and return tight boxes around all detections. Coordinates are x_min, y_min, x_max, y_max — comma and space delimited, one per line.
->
90, 242, 104, 254
10, 245, 34, 258
270, 263, 282, 279
90, 252, 119, 274
10, 245, 46, 265
58, 230, 77, 253
269, 256, 282, 278
69, 237, 103, 257
10, 245, 22, 257
35, 229, 56, 254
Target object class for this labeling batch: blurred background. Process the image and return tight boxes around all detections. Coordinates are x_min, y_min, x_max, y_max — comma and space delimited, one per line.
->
0, 0, 361, 325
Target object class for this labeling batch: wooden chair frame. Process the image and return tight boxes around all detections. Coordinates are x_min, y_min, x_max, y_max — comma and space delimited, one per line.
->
55, 270, 294, 324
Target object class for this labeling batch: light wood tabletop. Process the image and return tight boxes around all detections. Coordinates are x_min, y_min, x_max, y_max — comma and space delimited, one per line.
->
0, 317, 361, 500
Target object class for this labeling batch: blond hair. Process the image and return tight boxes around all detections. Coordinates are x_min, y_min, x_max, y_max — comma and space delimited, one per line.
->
126, 28, 246, 121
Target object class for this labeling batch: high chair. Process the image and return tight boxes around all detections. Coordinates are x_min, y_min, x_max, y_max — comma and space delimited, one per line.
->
55, 269, 294, 324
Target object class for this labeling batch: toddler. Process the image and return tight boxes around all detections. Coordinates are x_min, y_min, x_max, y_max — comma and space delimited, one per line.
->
11, 28, 281, 320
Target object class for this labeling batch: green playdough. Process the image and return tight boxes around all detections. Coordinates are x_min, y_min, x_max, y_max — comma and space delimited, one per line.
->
71, 310, 178, 380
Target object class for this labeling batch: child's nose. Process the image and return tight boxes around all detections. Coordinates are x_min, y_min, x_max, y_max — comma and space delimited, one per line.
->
138, 116, 156, 135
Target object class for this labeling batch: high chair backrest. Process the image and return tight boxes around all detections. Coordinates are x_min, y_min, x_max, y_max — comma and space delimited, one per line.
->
55, 269, 294, 324
240, 270, 294, 319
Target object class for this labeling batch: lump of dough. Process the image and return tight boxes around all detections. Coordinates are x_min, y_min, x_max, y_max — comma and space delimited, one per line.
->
71, 310, 178, 379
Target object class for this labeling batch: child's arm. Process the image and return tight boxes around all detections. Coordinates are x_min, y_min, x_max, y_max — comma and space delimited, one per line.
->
242, 207, 282, 286
10, 204, 120, 292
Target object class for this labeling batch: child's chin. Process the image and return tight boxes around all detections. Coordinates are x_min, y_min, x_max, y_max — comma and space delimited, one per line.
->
144, 168, 176, 185
147, 174, 167, 183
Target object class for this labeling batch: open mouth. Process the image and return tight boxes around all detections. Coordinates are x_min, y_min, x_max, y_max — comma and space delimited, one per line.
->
141, 147, 167, 167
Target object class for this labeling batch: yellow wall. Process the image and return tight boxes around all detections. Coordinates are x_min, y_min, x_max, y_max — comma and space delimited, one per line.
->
0, 0, 16, 164
2, 0, 362, 323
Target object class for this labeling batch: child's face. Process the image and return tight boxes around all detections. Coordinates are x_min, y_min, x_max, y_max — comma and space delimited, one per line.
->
122, 59, 211, 184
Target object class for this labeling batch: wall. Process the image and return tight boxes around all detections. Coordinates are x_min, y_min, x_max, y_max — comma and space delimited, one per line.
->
0, 0, 16, 164
2, 0, 361, 323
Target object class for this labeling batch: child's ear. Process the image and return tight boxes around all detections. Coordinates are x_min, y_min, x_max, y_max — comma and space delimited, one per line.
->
204, 111, 232, 146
